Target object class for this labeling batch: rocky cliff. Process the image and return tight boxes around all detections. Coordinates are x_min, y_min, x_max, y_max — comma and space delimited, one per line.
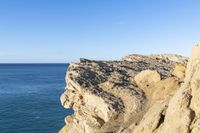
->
59, 45, 200, 133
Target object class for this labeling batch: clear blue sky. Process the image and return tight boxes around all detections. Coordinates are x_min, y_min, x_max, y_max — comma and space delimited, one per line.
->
0, 0, 199, 63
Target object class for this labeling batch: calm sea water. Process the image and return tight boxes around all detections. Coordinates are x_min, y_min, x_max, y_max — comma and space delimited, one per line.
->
0, 64, 73, 133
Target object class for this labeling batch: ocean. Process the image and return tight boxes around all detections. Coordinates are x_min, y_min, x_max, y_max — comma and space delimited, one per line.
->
0, 64, 73, 133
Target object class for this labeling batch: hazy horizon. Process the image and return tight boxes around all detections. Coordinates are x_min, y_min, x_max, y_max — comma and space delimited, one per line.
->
0, 0, 200, 63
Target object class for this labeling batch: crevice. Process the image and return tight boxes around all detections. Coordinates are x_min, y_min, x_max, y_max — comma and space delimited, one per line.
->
93, 116, 105, 126
188, 110, 196, 133
187, 94, 196, 133
153, 110, 166, 132
156, 114, 165, 129
190, 110, 196, 123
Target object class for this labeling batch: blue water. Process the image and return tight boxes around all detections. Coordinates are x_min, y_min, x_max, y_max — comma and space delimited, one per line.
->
0, 64, 73, 133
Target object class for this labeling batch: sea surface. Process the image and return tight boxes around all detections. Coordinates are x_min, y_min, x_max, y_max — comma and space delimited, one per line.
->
0, 64, 73, 133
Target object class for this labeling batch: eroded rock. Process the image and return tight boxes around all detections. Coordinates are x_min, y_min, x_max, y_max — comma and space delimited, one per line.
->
134, 70, 161, 88
59, 46, 200, 133
172, 64, 186, 80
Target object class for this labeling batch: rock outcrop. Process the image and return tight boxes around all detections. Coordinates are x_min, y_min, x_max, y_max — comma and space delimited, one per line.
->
59, 45, 200, 133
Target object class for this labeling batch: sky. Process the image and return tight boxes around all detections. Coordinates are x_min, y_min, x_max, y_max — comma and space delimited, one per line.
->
0, 0, 200, 63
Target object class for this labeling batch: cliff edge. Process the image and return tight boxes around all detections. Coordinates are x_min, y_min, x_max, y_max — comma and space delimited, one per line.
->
59, 45, 200, 133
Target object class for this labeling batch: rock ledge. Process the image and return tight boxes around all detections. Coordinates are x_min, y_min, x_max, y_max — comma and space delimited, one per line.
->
59, 45, 200, 133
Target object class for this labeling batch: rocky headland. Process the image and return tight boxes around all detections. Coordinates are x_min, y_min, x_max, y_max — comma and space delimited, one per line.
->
59, 45, 200, 133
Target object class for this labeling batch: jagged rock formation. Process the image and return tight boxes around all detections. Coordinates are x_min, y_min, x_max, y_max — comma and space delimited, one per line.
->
59, 45, 200, 133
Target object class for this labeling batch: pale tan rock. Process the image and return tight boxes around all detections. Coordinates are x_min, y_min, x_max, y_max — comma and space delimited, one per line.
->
149, 54, 188, 64
134, 70, 161, 88
172, 64, 186, 79
150, 77, 180, 102
188, 45, 200, 117
65, 115, 73, 124
190, 44, 200, 61
59, 51, 190, 133
156, 44, 200, 133
122, 54, 187, 64
159, 86, 193, 133
120, 77, 181, 133
191, 119, 200, 133
131, 101, 168, 133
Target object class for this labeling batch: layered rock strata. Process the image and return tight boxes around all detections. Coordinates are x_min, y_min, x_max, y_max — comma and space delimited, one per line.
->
60, 45, 200, 133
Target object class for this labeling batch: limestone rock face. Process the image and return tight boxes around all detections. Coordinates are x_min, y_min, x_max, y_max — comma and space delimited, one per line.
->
59, 45, 200, 133
172, 64, 186, 80
134, 70, 161, 88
